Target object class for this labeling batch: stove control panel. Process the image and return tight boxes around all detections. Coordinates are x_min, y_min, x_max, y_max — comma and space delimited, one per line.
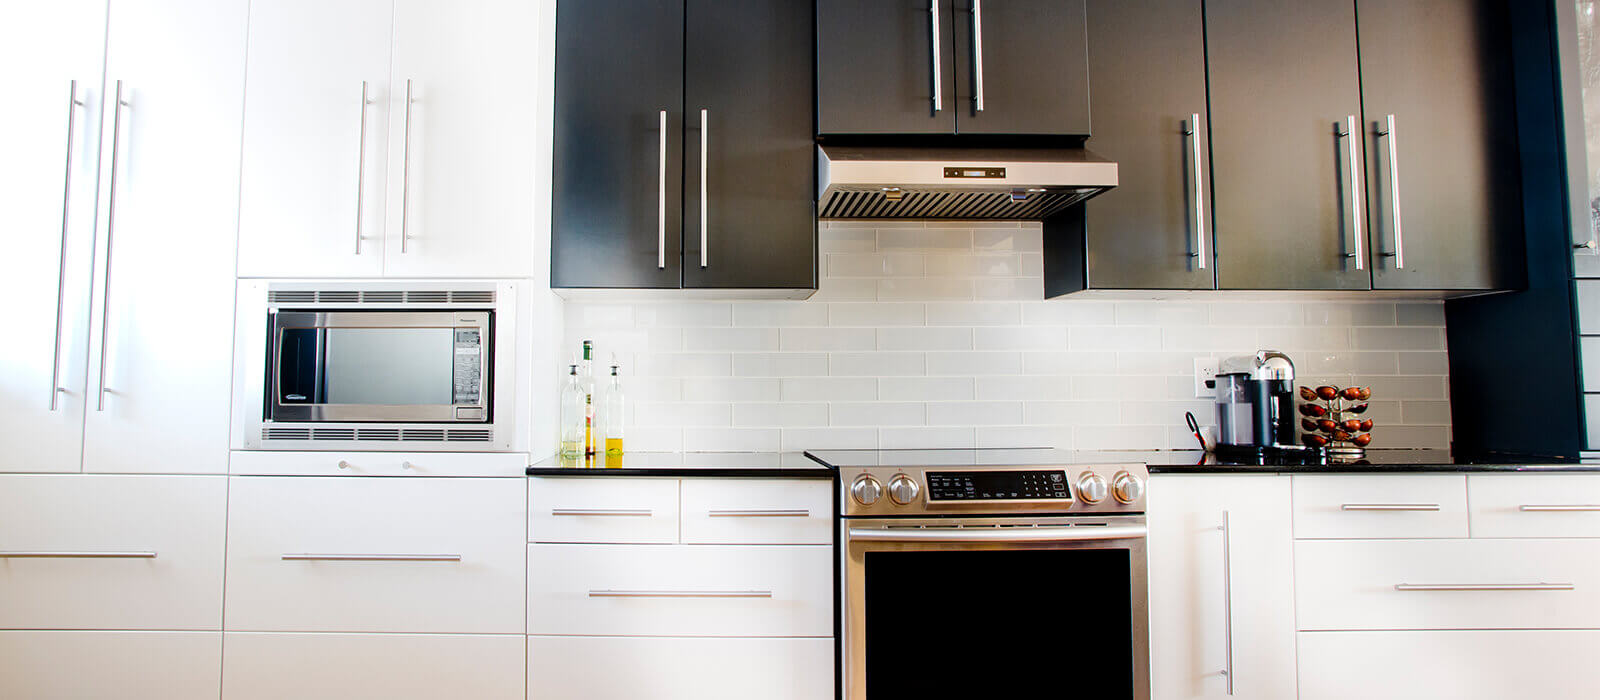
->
836, 463, 1146, 516
926, 470, 1072, 502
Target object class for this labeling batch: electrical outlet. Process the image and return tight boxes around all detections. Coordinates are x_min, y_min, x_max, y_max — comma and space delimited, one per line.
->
1193, 357, 1219, 398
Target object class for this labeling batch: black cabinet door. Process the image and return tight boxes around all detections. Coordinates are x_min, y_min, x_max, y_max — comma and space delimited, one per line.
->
684, 0, 817, 289
551, 0, 684, 288
951, 0, 1090, 135
1207, 0, 1371, 290
817, 0, 958, 135
1359, 0, 1522, 291
1081, 0, 1212, 289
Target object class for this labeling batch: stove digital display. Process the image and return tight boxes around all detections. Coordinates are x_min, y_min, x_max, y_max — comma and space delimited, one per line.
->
926, 470, 1070, 501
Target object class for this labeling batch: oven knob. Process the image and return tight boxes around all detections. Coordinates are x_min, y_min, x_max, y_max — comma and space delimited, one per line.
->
887, 474, 921, 506
851, 475, 884, 506
1076, 472, 1108, 504
1112, 471, 1145, 505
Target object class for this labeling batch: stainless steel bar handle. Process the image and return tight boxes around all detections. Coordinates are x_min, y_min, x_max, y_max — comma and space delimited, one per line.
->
97, 81, 129, 412
51, 80, 84, 411
930, 0, 942, 112
1189, 113, 1208, 270
658, 109, 667, 269
281, 553, 462, 562
588, 589, 772, 599
846, 524, 1147, 543
551, 508, 654, 517
1220, 511, 1235, 695
400, 79, 414, 254
707, 509, 810, 518
1520, 505, 1600, 512
972, 0, 984, 112
1341, 503, 1441, 512
1344, 115, 1365, 271
1379, 114, 1404, 269
700, 107, 708, 268
0, 551, 156, 559
1394, 582, 1574, 592
355, 81, 371, 255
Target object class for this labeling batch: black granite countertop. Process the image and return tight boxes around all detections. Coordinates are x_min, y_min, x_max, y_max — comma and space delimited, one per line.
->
801, 448, 1600, 474
527, 452, 835, 478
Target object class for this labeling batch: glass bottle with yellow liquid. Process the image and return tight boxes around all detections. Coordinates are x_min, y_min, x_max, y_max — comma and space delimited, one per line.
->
599, 359, 625, 467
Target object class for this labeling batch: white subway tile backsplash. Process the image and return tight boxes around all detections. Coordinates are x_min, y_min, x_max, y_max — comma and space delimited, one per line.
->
973, 326, 1071, 351
1023, 401, 1117, 425
1113, 302, 1211, 327
733, 402, 829, 428
1071, 326, 1163, 352
1397, 352, 1450, 375
830, 402, 926, 427
682, 328, 780, 352
779, 328, 876, 351
634, 353, 731, 377
1352, 327, 1446, 351
878, 278, 975, 301
972, 228, 1043, 252
926, 351, 1024, 376
926, 254, 1023, 277
634, 402, 731, 427
1304, 302, 1397, 326
681, 378, 781, 403
780, 377, 877, 402
974, 376, 1073, 401
878, 228, 972, 250
976, 426, 1068, 449
808, 277, 878, 301
733, 302, 828, 327
881, 427, 978, 449
818, 227, 877, 253
779, 428, 878, 450
829, 303, 925, 326
928, 402, 1023, 426
878, 327, 974, 351
829, 352, 928, 377
828, 253, 925, 277
1401, 400, 1453, 425
634, 303, 731, 327
684, 428, 780, 452
1024, 351, 1118, 375
1023, 301, 1116, 326
879, 377, 976, 401
1396, 303, 1447, 326
732, 353, 829, 377
927, 302, 1023, 326
973, 277, 1045, 300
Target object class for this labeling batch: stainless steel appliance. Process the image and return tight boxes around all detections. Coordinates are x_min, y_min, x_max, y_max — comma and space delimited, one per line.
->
1212, 350, 1297, 455
806, 448, 1150, 700
817, 145, 1118, 220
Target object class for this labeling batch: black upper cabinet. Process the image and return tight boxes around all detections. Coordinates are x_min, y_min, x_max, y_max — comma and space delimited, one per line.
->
553, 0, 816, 290
1359, 0, 1523, 291
684, 0, 818, 289
552, 0, 683, 289
817, 0, 1089, 137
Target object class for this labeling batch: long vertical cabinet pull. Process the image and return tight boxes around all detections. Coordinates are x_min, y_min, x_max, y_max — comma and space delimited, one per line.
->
97, 81, 130, 412
1342, 115, 1365, 271
1189, 113, 1208, 270
972, 0, 984, 112
399, 79, 414, 254
699, 108, 708, 268
657, 109, 667, 269
1377, 114, 1405, 269
50, 81, 85, 411
355, 81, 371, 255
930, 0, 942, 113
1219, 510, 1235, 695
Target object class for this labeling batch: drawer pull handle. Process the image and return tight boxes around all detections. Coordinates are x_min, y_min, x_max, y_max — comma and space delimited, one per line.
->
1520, 505, 1600, 512
551, 509, 653, 517
1394, 583, 1575, 592
587, 589, 773, 599
1340, 503, 1441, 512
707, 509, 810, 518
0, 551, 156, 559
281, 554, 462, 562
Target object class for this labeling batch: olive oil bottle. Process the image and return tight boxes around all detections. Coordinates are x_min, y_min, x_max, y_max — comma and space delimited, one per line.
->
600, 358, 625, 467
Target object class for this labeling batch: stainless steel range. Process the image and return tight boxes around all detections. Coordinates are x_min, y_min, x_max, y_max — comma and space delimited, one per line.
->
805, 448, 1150, 700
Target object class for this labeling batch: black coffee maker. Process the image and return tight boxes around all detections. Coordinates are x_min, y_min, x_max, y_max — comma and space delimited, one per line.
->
1212, 350, 1300, 458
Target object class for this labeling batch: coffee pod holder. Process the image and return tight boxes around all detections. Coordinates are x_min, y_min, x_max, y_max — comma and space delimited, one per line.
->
1297, 386, 1373, 460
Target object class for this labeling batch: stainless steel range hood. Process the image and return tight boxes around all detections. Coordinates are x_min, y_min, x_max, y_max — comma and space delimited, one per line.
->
818, 145, 1117, 221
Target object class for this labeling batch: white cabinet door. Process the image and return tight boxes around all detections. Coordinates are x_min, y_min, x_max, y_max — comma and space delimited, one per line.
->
1298, 630, 1600, 700
1147, 476, 1297, 700
0, 2, 106, 473
528, 477, 680, 544
527, 636, 834, 700
381, 0, 539, 277
223, 632, 524, 700
0, 631, 221, 700
236, 0, 392, 278
1291, 474, 1469, 539
1467, 474, 1600, 538
83, 0, 247, 474
680, 478, 833, 544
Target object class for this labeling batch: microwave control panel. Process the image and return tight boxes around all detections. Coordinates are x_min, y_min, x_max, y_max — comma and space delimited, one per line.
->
452, 328, 483, 405
926, 470, 1071, 501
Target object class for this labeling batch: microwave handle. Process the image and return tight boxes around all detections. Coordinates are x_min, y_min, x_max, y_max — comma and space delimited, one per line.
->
847, 525, 1146, 544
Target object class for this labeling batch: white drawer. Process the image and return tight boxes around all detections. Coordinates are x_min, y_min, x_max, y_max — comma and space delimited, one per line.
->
1292, 474, 1468, 539
225, 477, 525, 633
1468, 474, 1600, 538
1582, 337, 1600, 393
0, 475, 226, 629
528, 636, 833, 700
230, 450, 527, 477
0, 631, 221, 700
528, 544, 832, 637
1587, 395, 1600, 450
1577, 279, 1600, 333
1298, 630, 1600, 700
1295, 539, 1600, 630
223, 632, 524, 700
528, 477, 679, 543
680, 478, 832, 544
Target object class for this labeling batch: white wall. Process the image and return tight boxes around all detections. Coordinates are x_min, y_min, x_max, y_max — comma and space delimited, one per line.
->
561, 222, 1452, 453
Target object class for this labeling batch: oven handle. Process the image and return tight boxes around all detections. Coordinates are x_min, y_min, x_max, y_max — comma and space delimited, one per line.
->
847, 524, 1146, 543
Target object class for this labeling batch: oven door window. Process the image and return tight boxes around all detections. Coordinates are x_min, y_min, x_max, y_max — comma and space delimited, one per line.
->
864, 548, 1134, 698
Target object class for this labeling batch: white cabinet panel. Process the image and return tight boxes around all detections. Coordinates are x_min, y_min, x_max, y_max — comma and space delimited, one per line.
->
229, 450, 528, 477
83, 0, 246, 474
1582, 336, 1600, 393
0, 2, 106, 473
1578, 279, 1600, 334
223, 632, 524, 700
237, 0, 392, 278
528, 544, 832, 637
1295, 539, 1600, 630
0, 631, 221, 700
1468, 474, 1600, 538
529, 477, 679, 543
1147, 476, 1298, 700
527, 636, 833, 700
0, 475, 226, 630
680, 478, 832, 544
1292, 474, 1468, 539
1298, 630, 1600, 700
225, 477, 525, 633
1587, 395, 1600, 450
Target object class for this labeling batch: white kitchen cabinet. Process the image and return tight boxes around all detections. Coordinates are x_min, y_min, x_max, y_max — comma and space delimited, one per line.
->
527, 636, 834, 700
1147, 476, 1297, 700
229, 450, 529, 477
0, 2, 106, 474
679, 478, 833, 544
237, 0, 541, 278
1291, 474, 1469, 539
222, 632, 525, 700
0, 631, 222, 700
1467, 473, 1600, 538
1298, 630, 1600, 700
528, 476, 681, 544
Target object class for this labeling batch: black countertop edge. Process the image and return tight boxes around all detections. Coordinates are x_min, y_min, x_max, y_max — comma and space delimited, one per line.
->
1148, 464, 1600, 474
526, 466, 836, 478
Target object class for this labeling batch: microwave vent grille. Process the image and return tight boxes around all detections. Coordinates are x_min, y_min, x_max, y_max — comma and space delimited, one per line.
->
405, 291, 450, 303
402, 429, 445, 441
262, 427, 311, 441
267, 289, 496, 305
359, 429, 401, 441
449, 290, 495, 304
447, 429, 493, 442
267, 291, 317, 304
361, 291, 404, 303
261, 426, 494, 443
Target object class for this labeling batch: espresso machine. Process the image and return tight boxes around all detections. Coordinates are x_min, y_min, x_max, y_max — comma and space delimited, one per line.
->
1211, 350, 1303, 458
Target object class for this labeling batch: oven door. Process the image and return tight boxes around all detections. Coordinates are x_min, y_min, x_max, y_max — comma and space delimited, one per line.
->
843, 516, 1149, 700
267, 310, 490, 423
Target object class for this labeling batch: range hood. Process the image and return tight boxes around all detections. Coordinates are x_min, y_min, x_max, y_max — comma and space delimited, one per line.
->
817, 145, 1117, 221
